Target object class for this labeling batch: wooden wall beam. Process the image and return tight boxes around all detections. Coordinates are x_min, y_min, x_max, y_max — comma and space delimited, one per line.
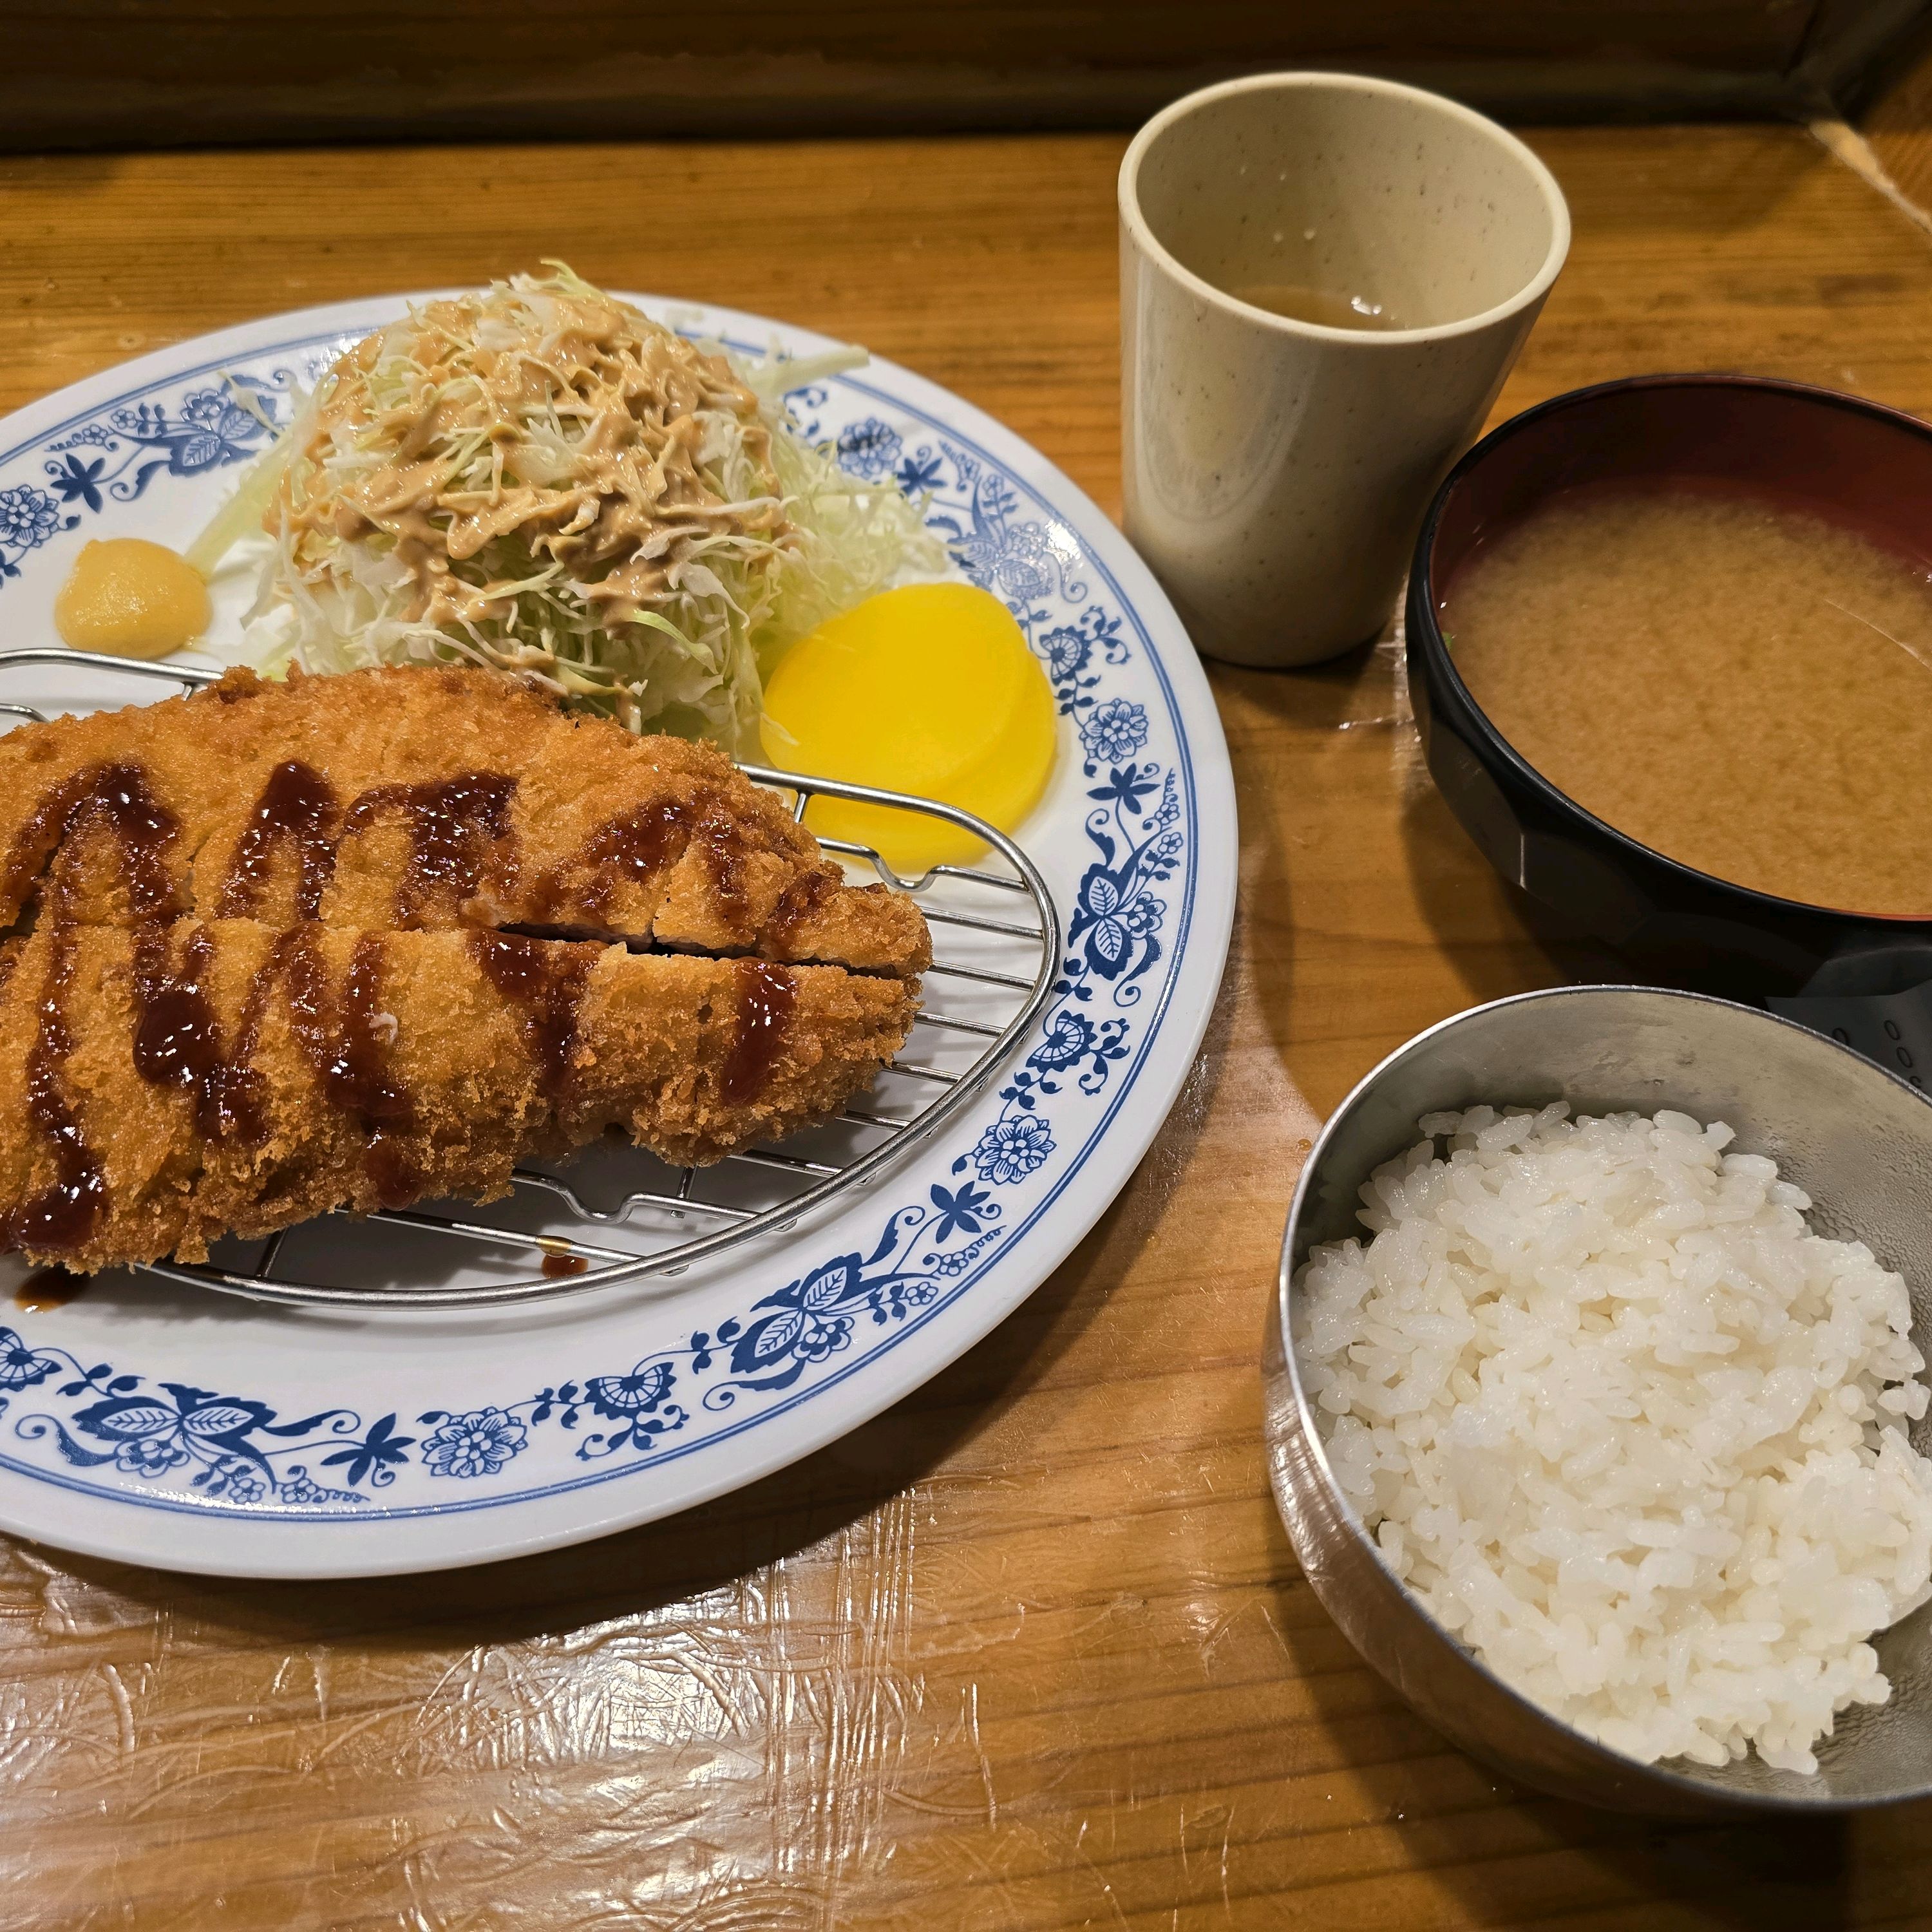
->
0, 1, 1918, 151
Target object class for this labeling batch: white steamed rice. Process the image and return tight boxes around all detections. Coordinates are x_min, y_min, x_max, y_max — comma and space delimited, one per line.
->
1293, 1103, 1932, 1774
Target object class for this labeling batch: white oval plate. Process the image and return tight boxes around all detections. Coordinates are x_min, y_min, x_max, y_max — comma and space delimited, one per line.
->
0, 295, 1235, 1577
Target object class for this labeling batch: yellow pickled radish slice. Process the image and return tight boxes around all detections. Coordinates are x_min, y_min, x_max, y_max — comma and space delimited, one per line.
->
759, 582, 1058, 873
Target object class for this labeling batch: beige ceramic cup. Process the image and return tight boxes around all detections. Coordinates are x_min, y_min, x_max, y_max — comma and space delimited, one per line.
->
1119, 73, 1569, 667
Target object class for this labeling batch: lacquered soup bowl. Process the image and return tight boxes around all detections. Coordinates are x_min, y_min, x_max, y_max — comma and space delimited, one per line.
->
1406, 375, 1932, 1075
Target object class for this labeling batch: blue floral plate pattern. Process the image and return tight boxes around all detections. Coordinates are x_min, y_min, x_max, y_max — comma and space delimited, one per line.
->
0, 296, 1236, 1577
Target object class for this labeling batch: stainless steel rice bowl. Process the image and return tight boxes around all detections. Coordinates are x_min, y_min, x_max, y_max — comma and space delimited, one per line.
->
1264, 984, 1932, 1814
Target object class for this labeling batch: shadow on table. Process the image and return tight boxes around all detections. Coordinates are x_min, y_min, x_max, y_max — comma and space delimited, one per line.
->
1399, 763, 1634, 1003
33, 1240, 1104, 1644
1260, 1554, 1873, 1929
1207, 637, 1620, 1125
26, 934, 1241, 1652
33, 1224, 1112, 1643
1444, 1789, 1861, 1932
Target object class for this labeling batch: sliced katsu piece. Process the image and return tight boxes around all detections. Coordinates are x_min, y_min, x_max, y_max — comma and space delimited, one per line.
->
0, 664, 930, 974
0, 918, 917, 1272
0, 663, 933, 1273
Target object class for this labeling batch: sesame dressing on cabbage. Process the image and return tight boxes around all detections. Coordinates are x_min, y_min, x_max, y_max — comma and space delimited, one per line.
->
200, 267, 940, 748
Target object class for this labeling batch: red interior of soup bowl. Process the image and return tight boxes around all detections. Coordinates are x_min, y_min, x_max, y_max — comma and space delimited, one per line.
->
1426, 376, 1932, 596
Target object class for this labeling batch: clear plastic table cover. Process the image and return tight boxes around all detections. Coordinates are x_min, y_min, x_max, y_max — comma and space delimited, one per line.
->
8, 122, 1932, 1931
5, 647, 1910, 1926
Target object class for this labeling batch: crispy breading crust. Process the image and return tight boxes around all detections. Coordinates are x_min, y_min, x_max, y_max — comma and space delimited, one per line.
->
0, 665, 933, 1273
0, 665, 930, 974
0, 920, 917, 1271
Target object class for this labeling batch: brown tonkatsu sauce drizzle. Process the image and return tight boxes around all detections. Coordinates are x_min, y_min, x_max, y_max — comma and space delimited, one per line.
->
178, 927, 418, 1198
339, 773, 516, 923
573, 793, 702, 918
7, 915, 106, 1253
3, 764, 182, 1253
517, 786, 799, 951
3, 759, 179, 922
281, 927, 421, 1206
468, 931, 601, 1097
14, 1266, 84, 1311
337, 937, 411, 1123
721, 960, 797, 1105
694, 806, 758, 940
334, 934, 414, 1122
131, 921, 265, 1144
216, 760, 340, 920
764, 867, 837, 955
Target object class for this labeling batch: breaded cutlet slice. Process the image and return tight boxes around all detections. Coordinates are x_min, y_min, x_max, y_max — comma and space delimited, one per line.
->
0, 665, 929, 974
0, 918, 918, 1272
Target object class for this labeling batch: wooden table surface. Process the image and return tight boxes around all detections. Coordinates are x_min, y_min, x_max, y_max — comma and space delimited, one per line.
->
3, 123, 1932, 1931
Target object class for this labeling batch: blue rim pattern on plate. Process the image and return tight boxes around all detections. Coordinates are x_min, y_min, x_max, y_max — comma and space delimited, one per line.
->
0, 323, 1203, 1523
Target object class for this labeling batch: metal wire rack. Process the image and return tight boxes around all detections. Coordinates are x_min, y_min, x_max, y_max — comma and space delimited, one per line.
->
0, 648, 1060, 1310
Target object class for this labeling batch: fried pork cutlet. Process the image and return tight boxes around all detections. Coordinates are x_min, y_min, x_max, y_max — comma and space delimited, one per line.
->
0, 664, 930, 974
0, 667, 929, 1273
0, 920, 916, 1271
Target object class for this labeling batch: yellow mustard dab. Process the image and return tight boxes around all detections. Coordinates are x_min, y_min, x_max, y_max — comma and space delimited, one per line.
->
55, 538, 211, 659
760, 582, 1058, 873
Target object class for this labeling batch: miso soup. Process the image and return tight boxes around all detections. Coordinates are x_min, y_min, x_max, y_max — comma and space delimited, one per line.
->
1443, 484, 1932, 916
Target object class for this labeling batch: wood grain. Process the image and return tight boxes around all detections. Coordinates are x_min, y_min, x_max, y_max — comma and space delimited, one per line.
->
3, 123, 1932, 1928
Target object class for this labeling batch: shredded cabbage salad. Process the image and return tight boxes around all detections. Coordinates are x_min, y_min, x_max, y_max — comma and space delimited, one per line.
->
191, 265, 942, 748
